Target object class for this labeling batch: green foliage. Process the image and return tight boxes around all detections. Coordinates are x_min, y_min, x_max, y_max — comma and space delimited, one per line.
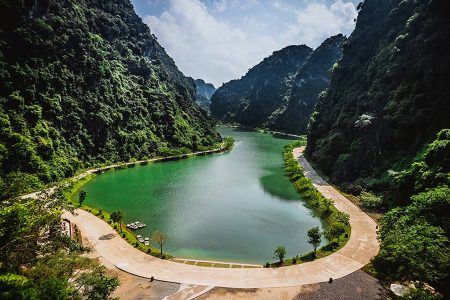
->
359, 191, 383, 209
307, 0, 450, 191
374, 186, 450, 289
211, 35, 345, 135
222, 137, 234, 151
0, 190, 119, 299
78, 190, 87, 207
307, 227, 322, 254
273, 245, 286, 263
374, 220, 449, 285
283, 142, 350, 258
0, 0, 220, 199
110, 210, 124, 232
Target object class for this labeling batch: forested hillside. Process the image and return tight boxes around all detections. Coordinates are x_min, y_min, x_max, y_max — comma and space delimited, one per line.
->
194, 79, 216, 113
210, 45, 312, 130
306, 0, 450, 292
0, 0, 220, 199
210, 35, 345, 134
270, 35, 345, 134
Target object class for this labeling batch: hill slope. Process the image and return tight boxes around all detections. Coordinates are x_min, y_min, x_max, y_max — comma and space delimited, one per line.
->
195, 79, 216, 113
210, 36, 345, 134
270, 35, 346, 134
306, 0, 450, 186
210, 45, 313, 130
305, 0, 450, 292
0, 0, 220, 198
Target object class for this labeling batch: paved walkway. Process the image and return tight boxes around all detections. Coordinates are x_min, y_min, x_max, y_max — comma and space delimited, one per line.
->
62, 147, 379, 288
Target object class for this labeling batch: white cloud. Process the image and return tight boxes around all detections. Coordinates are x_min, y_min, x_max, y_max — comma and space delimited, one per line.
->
143, 0, 356, 86
144, 0, 276, 86
281, 0, 357, 48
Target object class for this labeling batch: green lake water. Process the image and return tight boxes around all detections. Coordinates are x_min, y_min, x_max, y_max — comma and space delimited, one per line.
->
77, 127, 326, 264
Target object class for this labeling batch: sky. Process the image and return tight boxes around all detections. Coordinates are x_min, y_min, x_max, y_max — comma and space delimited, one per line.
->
131, 0, 359, 87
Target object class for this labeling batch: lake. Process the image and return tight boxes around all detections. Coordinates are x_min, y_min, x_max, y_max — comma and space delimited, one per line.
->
78, 127, 325, 264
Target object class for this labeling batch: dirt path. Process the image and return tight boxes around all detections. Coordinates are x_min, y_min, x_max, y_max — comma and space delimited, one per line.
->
61, 146, 378, 288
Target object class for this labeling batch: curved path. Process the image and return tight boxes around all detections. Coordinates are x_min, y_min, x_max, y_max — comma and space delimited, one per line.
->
62, 147, 379, 288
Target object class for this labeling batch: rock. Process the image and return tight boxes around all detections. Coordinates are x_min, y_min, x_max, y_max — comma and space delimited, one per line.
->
390, 283, 411, 297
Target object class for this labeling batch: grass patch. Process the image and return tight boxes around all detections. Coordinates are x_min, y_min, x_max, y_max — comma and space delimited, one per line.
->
196, 262, 214, 267
214, 263, 230, 268
185, 261, 197, 265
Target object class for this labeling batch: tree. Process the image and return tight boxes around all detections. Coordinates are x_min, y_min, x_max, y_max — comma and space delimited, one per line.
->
152, 231, 168, 255
0, 188, 119, 299
323, 222, 346, 243
78, 190, 87, 207
110, 210, 124, 233
273, 245, 286, 264
373, 220, 449, 285
307, 227, 322, 256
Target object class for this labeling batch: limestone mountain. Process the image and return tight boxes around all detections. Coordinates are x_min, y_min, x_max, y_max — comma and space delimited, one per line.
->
0, 0, 220, 198
210, 36, 345, 134
194, 79, 216, 113
306, 0, 450, 188
210, 45, 313, 131
270, 34, 346, 134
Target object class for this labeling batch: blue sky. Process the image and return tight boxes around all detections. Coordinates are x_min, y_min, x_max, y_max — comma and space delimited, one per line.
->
131, 0, 359, 87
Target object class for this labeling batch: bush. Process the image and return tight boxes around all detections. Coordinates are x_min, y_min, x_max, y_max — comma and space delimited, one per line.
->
359, 191, 383, 209
121, 233, 125, 238
264, 262, 270, 268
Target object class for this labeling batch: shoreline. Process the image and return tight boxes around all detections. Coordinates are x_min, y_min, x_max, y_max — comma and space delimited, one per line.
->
60, 146, 379, 288
21, 144, 230, 200
219, 124, 303, 139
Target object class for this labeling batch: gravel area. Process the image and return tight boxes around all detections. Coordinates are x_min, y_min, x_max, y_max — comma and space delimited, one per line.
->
294, 270, 387, 300
198, 270, 387, 300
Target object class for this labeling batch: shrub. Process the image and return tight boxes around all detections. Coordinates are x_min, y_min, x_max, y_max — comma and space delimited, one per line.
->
359, 191, 383, 209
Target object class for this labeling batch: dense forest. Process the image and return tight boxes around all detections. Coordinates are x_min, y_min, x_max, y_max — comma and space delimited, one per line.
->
0, 0, 220, 199
194, 79, 216, 113
210, 35, 345, 134
306, 0, 450, 292
0, 0, 222, 297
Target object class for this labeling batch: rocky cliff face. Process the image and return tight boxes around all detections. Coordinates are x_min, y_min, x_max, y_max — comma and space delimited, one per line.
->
306, 0, 450, 185
0, 0, 220, 197
210, 36, 345, 134
210, 45, 313, 131
194, 79, 216, 113
270, 35, 346, 134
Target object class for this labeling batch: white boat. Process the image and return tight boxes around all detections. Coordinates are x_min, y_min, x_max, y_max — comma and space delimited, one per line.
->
144, 241, 150, 246
136, 235, 144, 243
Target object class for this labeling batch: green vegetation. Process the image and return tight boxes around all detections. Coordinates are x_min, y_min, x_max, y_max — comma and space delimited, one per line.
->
110, 210, 124, 233
373, 186, 450, 287
78, 190, 87, 207
307, 227, 322, 256
222, 137, 234, 151
304, 0, 450, 293
0, 0, 220, 200
265, 140, 351, 267
273, 245, 286, 264
211, 35, 345, 135
358, 191, 383, 210
0, 190, 119, 299
283, 141, 350, 251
